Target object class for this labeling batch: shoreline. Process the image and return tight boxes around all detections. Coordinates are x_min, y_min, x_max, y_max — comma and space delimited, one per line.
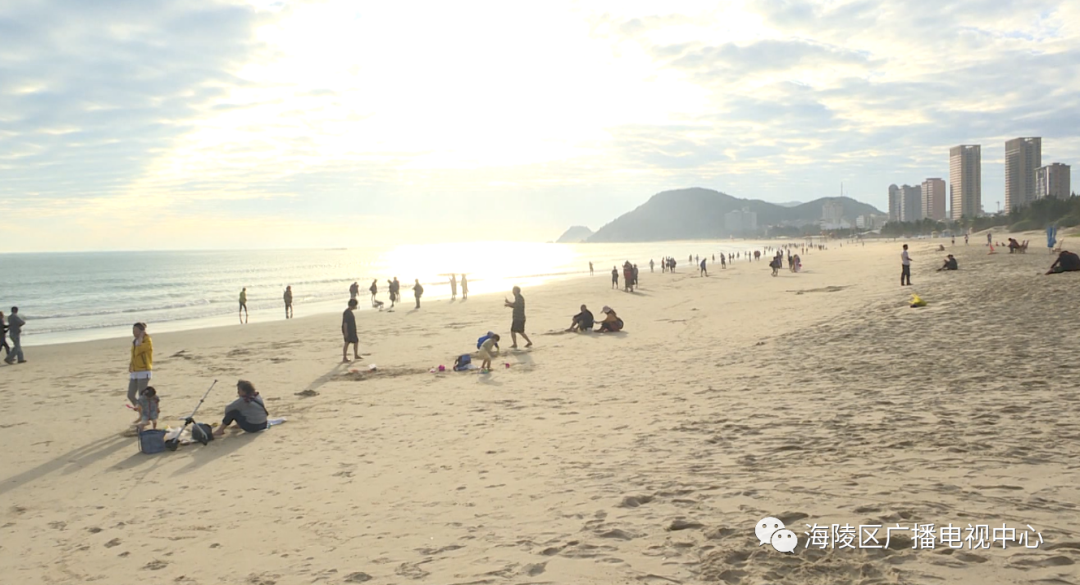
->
11, 240, 780, 348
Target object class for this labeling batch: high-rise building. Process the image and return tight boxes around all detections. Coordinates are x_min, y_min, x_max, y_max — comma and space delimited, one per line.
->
822, 200, 844, 225
888, 184, 901, 222
900, 184, 922, 222
950, 145, 981, 220
724, 208, 758, 234
921, 178, 947, 221
1036, 163, 1071, 200
1005, 137, 1041, 211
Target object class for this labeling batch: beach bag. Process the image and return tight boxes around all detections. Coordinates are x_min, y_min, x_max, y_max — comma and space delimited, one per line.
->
139, 429, 168, 454
453, 354, 472, 371
192, 423, 215, 445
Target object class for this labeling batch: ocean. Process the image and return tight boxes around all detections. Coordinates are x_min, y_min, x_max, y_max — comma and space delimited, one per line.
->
0, 240, 764, 346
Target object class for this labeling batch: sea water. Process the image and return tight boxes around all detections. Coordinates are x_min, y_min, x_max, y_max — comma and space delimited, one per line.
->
0, 240, 764, 346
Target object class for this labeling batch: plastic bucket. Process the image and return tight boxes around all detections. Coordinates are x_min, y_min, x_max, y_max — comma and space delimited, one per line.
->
139, 429, 168, 454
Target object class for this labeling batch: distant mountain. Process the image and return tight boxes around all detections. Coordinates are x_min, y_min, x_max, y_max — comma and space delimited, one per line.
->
585, 188, 883, 242
779, 201, 803, 207
556, 226, 593, 243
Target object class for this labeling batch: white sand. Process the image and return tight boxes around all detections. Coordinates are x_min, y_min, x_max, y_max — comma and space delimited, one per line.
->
2, 236, 1079, 584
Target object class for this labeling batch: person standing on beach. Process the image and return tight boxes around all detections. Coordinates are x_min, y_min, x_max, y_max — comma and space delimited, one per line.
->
589, 262, 594, 276
0, 311, 10, 360
388, 277, 400, 311
611, 266, 619, 289
284, 286, 293, 319
369, 279, 378, 306
461, 274, 468, 300
450, 274, 457, 300
965, 234, 969, 245
342, 299, 360, 362
649, 259, 655, 273
700, 258, 708, 277
5, 307, 25, 364
127, 322, 152, 419
349, 281, 359, 301
239, 288, 248, 324
413, 279, 424, 309
901, 244, 913, 286
504, 286, 533, 349
720, 254, 726, 269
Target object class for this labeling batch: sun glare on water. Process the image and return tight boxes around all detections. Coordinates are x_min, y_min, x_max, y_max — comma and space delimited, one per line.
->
381, 241, 579, 295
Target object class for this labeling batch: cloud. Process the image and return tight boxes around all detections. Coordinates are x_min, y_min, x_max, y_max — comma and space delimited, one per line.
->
2, 0, 1079, 250
0, 0, 268, 208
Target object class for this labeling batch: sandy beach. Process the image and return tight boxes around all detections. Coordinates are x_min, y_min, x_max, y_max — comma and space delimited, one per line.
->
2, 235, 1079, 585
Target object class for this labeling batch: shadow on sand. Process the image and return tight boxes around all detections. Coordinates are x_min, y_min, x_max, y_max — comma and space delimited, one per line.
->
0, 434, 132, 497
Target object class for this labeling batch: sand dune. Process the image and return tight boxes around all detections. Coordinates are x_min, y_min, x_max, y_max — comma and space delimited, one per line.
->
2, 238, 1079, 584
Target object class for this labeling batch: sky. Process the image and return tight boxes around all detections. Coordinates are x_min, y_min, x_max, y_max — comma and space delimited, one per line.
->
1, 0, 1078, 251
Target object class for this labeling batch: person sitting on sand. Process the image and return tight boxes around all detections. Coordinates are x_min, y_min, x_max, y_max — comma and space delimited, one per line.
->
1046, 250, 1080, 274
135, 386, 160, 431
596, 306, 623, 333
1008, 238, 1021, 253
937, 254, 958, 271
477, 334, 500, 372
214, 380, 268, 436
567, 304, 594, 332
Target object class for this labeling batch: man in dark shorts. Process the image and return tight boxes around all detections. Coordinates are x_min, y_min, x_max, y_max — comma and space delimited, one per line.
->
341, 298, 360, 362
504, 286, 532, 349
388, 277, 400, 311
239, 287, 248, 324
283, 285, 293, 318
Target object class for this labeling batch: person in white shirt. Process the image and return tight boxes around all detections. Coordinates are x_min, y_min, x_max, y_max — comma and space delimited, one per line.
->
901, 244, 912, 286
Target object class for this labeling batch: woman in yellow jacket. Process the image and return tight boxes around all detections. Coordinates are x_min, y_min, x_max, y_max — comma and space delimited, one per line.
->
128, 322, 153, 417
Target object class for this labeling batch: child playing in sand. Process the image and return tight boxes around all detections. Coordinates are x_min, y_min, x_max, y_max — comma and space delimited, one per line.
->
478, 334, 500, 372
135, 386, 160, 431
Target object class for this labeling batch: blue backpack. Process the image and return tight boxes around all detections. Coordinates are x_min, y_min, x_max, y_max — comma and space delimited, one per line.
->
453, 354, 472, 371
477, 331, 495, 349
